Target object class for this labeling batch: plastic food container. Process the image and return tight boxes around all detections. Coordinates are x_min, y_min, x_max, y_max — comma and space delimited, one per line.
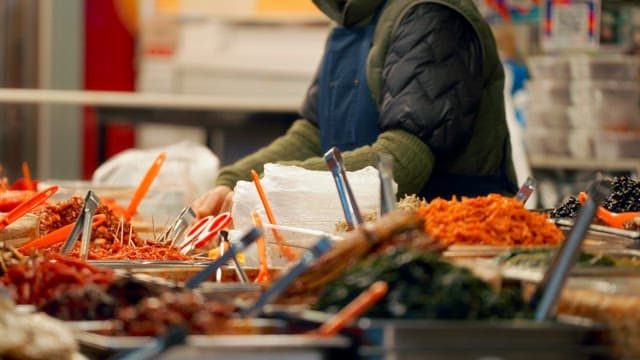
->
567, 104, 640, 130
522, 103, 571, 129
527, 55, 571, 80
559, 277, 640, 358
570, 55, 640, 80
525, 79, 571, 104
570, 80, 640, 106
593, 130, 640, 160
230, 222, 341, 268
523, 127, 570, 156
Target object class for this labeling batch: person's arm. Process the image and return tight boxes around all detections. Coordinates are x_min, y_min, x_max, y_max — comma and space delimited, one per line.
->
195, 119, 321, 217
214, 119, 322, 188
280, 129, 434, 197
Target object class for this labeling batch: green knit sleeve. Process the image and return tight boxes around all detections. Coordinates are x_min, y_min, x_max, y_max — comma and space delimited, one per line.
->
281, 129, 435, 197
217, 121, 435, 197
215, 119, 322, 188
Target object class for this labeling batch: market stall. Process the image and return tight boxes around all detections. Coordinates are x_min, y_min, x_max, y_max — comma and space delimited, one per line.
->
2, 1, 640, 359
3, 156, 640, 359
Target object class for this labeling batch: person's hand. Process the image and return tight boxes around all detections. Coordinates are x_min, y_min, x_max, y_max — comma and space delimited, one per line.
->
192, 185, 234, 218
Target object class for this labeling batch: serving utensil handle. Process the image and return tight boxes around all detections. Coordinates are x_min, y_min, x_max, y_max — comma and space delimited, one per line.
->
184, 227, 260, 290
531, 179, 610, 321
239, 236, 333, 318
324, 147, 362, 229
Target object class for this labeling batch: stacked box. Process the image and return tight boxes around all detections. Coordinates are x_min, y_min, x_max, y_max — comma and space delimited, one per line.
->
523, 54, 640, 160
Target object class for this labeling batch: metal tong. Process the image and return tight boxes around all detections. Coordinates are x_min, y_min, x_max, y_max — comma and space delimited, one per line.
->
514, 176, 537, 204
376, 153, 395, 215
60, 191, 100, 260
530, 179, 610, 321
157, 206, 196, 247
324, 147, 362, 230
220, 230, 249, 284
184, 227, 261, 290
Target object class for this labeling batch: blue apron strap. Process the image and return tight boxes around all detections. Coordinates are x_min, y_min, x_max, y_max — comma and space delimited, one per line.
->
316, 5, 384, 152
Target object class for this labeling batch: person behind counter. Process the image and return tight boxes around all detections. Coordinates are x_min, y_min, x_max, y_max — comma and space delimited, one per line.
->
193, 0, 518, 218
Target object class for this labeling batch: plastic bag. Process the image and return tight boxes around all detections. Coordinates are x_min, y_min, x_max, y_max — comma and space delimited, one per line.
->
92, 141, 219, 221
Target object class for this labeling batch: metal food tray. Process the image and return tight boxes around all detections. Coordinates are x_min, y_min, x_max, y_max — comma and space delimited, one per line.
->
76, 332, 352, 360
263, 309, 610, 360
443, 234, 639, 259
552, 218, 640, 241
196, 282, 263, 303
443, 245, 554, 258
498, 246, 640, 283
501, 265, 640, 283
88, 260, 281, 283
355, 318, 610, 360
88, 260, 214, 269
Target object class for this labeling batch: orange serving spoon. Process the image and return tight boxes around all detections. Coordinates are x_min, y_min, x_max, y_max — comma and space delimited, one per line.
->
19, 214, 106, 252
124, 152, 167, 221
0, 185, 58, 232
578, 192, 640, 229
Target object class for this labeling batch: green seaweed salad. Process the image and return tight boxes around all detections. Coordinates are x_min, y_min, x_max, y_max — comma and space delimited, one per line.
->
314, 249, 532, 320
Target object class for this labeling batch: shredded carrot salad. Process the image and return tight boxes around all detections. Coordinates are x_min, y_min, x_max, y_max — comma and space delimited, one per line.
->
417, 194, 564, 246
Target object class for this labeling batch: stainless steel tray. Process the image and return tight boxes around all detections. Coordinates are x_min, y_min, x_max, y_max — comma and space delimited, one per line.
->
88, 260, 213, 269
77, 332, 351, 360
89, 260, 282, 284
262, 309, 610, 360
355, 317, 609, 360
501, 265, 640, 283
196, 282, 263, 303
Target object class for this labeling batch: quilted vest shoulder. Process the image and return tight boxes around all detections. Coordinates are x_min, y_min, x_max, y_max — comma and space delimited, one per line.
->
366, 0, 502, 107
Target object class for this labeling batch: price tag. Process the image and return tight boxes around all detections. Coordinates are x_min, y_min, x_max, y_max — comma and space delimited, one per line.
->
542, 0, 600, 50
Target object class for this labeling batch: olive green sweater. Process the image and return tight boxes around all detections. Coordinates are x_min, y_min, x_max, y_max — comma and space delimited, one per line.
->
215, 119, 433, 197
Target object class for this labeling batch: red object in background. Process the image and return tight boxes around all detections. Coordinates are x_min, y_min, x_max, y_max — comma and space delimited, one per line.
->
83, 0, 136, 179
0, 191, 36, 213
10, 179, 40, 191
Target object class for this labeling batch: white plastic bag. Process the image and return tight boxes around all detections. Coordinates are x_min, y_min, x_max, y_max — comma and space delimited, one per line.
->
92, 141, 219, 221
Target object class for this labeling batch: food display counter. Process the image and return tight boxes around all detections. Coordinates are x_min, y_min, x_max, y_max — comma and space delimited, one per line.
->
2, 162, 640, 359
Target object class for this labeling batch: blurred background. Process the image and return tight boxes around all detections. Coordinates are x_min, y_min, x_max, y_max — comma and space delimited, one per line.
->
1, 0, 639, 208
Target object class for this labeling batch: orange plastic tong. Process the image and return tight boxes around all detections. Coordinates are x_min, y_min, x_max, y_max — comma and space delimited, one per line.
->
21, 161, 34, 191
19, 214, 106, 252
311, 281, 389, 337
124, 152, 166, 221
251, 169, 297, 261
250, 210, 272, 283
0, 185, 58, 232
578, 191, 640, 229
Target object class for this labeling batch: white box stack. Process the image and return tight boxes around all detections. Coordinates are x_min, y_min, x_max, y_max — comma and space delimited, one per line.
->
522, 56, 573, 157
523, 54, 640, 160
